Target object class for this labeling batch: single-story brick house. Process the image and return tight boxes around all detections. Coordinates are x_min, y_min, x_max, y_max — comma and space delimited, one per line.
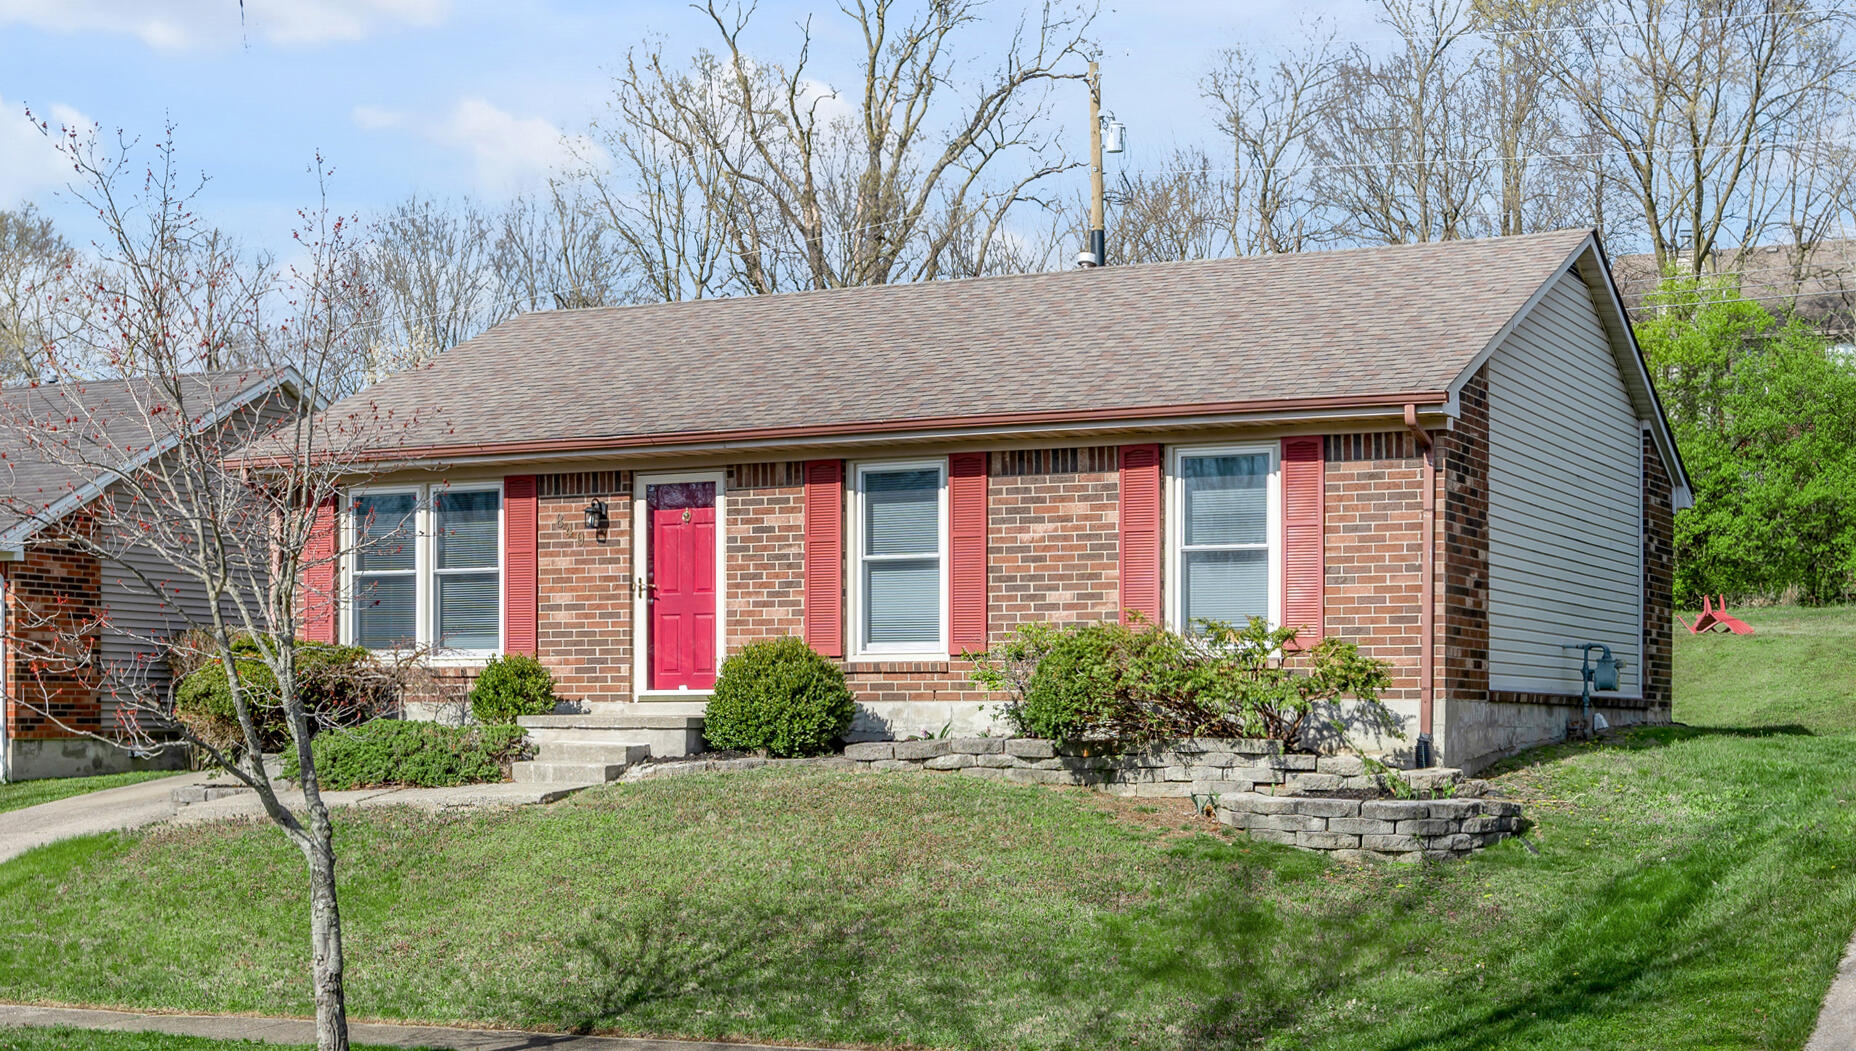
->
295, 229, 1689, 773
0, 371, 305, 781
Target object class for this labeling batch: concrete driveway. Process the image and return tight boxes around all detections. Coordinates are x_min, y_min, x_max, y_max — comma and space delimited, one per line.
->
0, 771, 214, 865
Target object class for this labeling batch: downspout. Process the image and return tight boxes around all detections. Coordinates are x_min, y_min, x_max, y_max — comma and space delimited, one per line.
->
1404, 405, 1436, 767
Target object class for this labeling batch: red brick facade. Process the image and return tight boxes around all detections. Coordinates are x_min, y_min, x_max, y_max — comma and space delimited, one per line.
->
535, 470, 633, 707
1437, 368, 1491, 707
519, 449, 1123, 712
1322, 432, 1427, 707
1641, 431, 1676, 719
4, 533, 105, 741
432, 419, 1676, 751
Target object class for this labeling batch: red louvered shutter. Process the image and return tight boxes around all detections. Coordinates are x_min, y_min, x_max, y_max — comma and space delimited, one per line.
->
1280, 437, 1326, 647
948, 452, 989, 654
301, 494, 338, 643
803, 459, 845, 657
1118, 443, 1163, 625
503, 475, 539, 656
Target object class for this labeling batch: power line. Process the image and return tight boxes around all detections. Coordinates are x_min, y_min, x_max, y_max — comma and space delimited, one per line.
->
1220, 4, 1852, 57
1104, 135, 1856, 182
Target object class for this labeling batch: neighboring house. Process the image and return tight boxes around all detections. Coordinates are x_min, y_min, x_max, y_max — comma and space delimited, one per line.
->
0, 371, 306, 781
1613, 239, 1856, 342
294, 229, 1690, 774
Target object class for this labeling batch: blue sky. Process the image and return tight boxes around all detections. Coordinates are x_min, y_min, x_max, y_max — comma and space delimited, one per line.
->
0, 0, 1383, 254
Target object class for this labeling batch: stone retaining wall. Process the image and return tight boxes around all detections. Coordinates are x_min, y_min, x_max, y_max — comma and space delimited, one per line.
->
1216, 794, 1522, 862
839, 736, 1464, 796
619, 736, 1523, 861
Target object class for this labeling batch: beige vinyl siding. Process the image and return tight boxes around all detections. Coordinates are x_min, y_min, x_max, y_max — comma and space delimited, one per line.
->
1486, 269, 1643, 697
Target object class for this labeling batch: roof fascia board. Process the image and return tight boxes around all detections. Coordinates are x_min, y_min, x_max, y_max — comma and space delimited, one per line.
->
321, 400, 1454, 473
0, 372, 299, 550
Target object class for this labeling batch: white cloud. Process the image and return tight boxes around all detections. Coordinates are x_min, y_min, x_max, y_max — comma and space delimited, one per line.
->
351, 104, 405, 131
0, 98, 89, 206
358, 97, 604, 193
0, 0, 448, 50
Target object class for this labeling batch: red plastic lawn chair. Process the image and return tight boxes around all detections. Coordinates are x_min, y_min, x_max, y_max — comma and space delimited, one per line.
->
1684, 594, 1754, 635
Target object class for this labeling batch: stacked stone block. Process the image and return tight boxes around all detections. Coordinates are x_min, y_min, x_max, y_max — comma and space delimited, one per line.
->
1216, 795, 1522, 861
821, 736, 1518, 860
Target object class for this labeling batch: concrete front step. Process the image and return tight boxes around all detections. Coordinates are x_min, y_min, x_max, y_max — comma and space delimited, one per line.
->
511, 760, 631, 784
584, 700, 708, 718
535, 740, 652, 765
519, 712, 705, 758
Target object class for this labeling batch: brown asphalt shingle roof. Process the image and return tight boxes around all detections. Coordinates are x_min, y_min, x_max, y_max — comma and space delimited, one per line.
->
323, 229, 1596, 456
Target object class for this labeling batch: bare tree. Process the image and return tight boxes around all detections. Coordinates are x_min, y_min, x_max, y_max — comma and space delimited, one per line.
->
1311, 0, 1496, 244
1204, 36, 1340, 254
0, 126, 431, 1051
1492, 0, 1856, 273
597, 0, 1095, 296
0, 204, 83, 380
1106, 146, 1235, 263
364, 194, 510, 373
496, 186, 628, 310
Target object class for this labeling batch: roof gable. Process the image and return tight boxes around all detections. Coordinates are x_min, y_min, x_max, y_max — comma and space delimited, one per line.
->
0, 370, 304, 552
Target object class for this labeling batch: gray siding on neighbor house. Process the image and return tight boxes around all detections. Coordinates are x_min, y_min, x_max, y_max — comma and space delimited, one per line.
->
1486, 269, 1643, 697
96, 397, 296, 724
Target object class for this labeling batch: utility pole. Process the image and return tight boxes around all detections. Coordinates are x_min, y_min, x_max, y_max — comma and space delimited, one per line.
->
1081, 59, 1106, 268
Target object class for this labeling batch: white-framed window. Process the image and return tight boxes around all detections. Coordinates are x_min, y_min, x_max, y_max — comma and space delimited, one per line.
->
345, 482, 503, 657
849, 458, 948, 657
1168, 443, 1281, 633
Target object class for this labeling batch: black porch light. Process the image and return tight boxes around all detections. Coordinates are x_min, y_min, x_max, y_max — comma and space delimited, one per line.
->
583, 498, 608, 531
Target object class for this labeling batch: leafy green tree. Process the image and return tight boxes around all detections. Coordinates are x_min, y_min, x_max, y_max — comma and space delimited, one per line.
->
1637, 276, 1856, 605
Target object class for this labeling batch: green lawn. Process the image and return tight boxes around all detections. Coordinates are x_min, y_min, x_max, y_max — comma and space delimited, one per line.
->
1673, 603, 1856, 734
0, 1029, 413, 1051
0, 770, 182, 816
0, 610, 1850, 1050
0, 735, 1852, 1051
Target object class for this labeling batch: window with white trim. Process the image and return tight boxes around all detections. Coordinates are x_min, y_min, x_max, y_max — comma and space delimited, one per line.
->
850, 460, 946, 655
1170, 445, 1278, 633
347, 483, 503, 655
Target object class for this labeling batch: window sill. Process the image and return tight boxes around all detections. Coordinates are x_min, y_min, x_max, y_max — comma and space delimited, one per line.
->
845, 651, 950, 664
354, 649, 500, 668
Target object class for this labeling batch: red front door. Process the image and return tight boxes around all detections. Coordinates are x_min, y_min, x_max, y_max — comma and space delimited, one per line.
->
647, 481, 717, 691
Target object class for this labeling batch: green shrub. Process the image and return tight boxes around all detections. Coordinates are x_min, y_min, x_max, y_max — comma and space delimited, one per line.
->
468, 655, 558, 724
173, 636, 390, 755
703, 637, 855, 757
974, 617, 1394, 751
281, 719, 530, 789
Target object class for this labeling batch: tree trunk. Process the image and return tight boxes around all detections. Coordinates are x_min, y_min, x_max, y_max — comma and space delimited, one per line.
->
306, 827, 349, 1051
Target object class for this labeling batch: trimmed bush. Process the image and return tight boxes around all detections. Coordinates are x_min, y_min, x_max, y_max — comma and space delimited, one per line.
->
974, 617, 1394, 750
281, 719, 530, 789
469, 655, 558, 724
173, 636, 390, 755
703, 637, 855, 757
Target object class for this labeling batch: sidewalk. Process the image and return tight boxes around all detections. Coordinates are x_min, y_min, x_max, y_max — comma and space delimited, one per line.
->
1807, 930, 1856, 1051
0, 1004, 825, 1050
0, 774, 596, 866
